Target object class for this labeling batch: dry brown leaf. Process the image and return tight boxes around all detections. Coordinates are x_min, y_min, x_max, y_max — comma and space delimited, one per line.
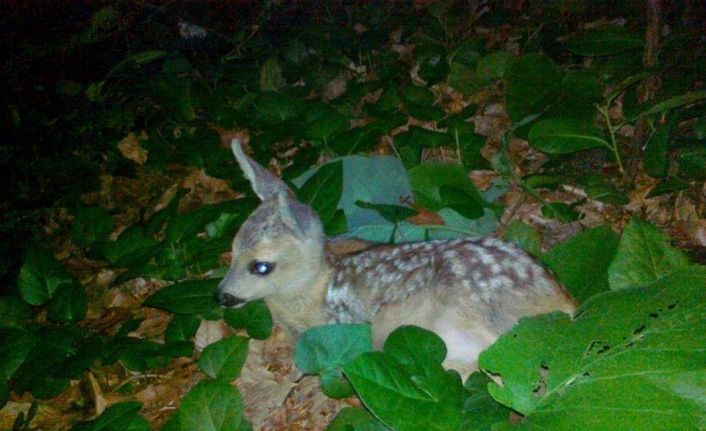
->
194, 319, 231, 351
117, 132, 148, 165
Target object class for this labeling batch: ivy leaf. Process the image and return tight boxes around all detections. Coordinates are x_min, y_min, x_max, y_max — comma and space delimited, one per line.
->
198, 336, 249, 381
178, 380, 251, 431
17, 247, 74, 306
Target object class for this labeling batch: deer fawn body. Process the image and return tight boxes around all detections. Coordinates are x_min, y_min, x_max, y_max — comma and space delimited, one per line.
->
217, 140, 575, 374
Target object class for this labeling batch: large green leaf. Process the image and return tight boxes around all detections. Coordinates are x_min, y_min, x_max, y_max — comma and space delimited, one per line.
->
295, 324, 372, 398
528, 118, 608, 154
143, 279, 220, 315
46, 282, 88, 322
502, 220, 541, 257
296, 160, 344, 235
343, 326, 463, 431
326, 407, 388, 431
409, 163, 485, 215
70, 401, 148, 431
542, 226, 620, 302
223, 299, 273, 340
17, 247, 74, 306
178, 380, 251, 431
0, 328, 36, 380
102, 226, 161, 267
479, 268, 706, 430
567, 25, 643, 56
505, 54, 562, 123
608, 218, 690, 290
166, 315, 201, 343
198, 336, 249, 381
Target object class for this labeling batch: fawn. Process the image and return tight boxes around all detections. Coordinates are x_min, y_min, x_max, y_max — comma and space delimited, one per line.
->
217, 139, 575, 374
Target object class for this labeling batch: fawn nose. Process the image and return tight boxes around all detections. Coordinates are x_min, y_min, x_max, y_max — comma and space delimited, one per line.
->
215, 291, 246, 308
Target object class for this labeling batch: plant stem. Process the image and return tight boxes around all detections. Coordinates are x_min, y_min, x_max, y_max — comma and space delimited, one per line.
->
597, 104, 626, 174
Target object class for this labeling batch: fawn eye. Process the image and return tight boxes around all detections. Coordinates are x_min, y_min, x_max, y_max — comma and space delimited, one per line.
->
248, 261, 275, 276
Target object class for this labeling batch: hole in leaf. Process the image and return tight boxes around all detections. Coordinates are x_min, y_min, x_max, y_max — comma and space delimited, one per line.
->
649, 312, 659, 319
632, 325, 646, 336
667, 303, 677, 310
532, 365, 549, 397
484, 370, 504, 387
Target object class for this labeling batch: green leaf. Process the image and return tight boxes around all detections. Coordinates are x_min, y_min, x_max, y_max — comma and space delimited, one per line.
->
567, 25, 643, 56
413, 44, 448, 84
502, 221, 541, 257
205, 213, 240, 240
476, 51, 513, 82
394, 126, 452, 149
46, 282, 88, 322
679, 146, 706, 179
354, 201, 417, 224
541, 202, 581, 222
383, 326, 447, 374
326, 407, 388, 431
166, 315, 201, 343
528, 118, 608, 154
409, 163, 485, 213
644, 125, 671, 178
505, 54, 562, 123
438, 186, 484, 220
0, 328, 36, 380
542, 226, 619, 302
447, 63, 481, 96
400, 85, 435, 105
608, 218, 689, 290
17, 247, 74, 305
584, 183, 629, 206
479, 268, 706, 430
461, 372, 512, 430
296, 160, 344, 235
344, 348, 462, 431
72, 206, 113, 249
198, 336, 249, 381
70, 401, 148, 431
633, 90, 706, 121
523, 174, 561, 190
303, 104, 349, 142
223, 299, 273, 340
143, 279, 220, 315
646, 178, 689, 198
0, 296, 31, 328
178, 380, 251, 431
254, 91, 299, 125
102, 226, 161, 267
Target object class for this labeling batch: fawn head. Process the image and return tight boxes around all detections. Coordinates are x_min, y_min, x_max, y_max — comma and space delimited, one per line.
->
216, 140, 326, 308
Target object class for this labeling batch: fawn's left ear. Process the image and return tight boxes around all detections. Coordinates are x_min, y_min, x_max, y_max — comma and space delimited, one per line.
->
275, 190, 324, 241
231, 139, 291, 201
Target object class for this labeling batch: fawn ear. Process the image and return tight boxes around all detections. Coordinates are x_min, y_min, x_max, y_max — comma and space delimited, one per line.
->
231, 138, 290, 201
276, 190, 324, 241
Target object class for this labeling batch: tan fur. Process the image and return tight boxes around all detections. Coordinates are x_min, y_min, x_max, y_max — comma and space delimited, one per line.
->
217, 139, 576, 375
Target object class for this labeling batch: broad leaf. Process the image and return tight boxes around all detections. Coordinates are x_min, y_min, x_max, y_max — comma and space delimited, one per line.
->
528, 118, 608, 154
179, 380, 251, 431
70, 401, 148, 431
295, 324, 372, 398
198, 336, 249, 381
502, 221, 541, 257
46, 282, 88, 322
166, 315, 201, 343
479, 268, 706, 430
608, 218, 689, 290
143, 279, 220, 315
223, 299, 273, 340
297, 160, 344, 235
567, 25, 643, 56
542, 226, 619, 302
505, 54, 562, 123
17, 247, 74, 306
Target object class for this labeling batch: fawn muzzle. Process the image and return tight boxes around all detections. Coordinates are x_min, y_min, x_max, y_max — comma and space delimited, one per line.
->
215, 290, 246, 308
